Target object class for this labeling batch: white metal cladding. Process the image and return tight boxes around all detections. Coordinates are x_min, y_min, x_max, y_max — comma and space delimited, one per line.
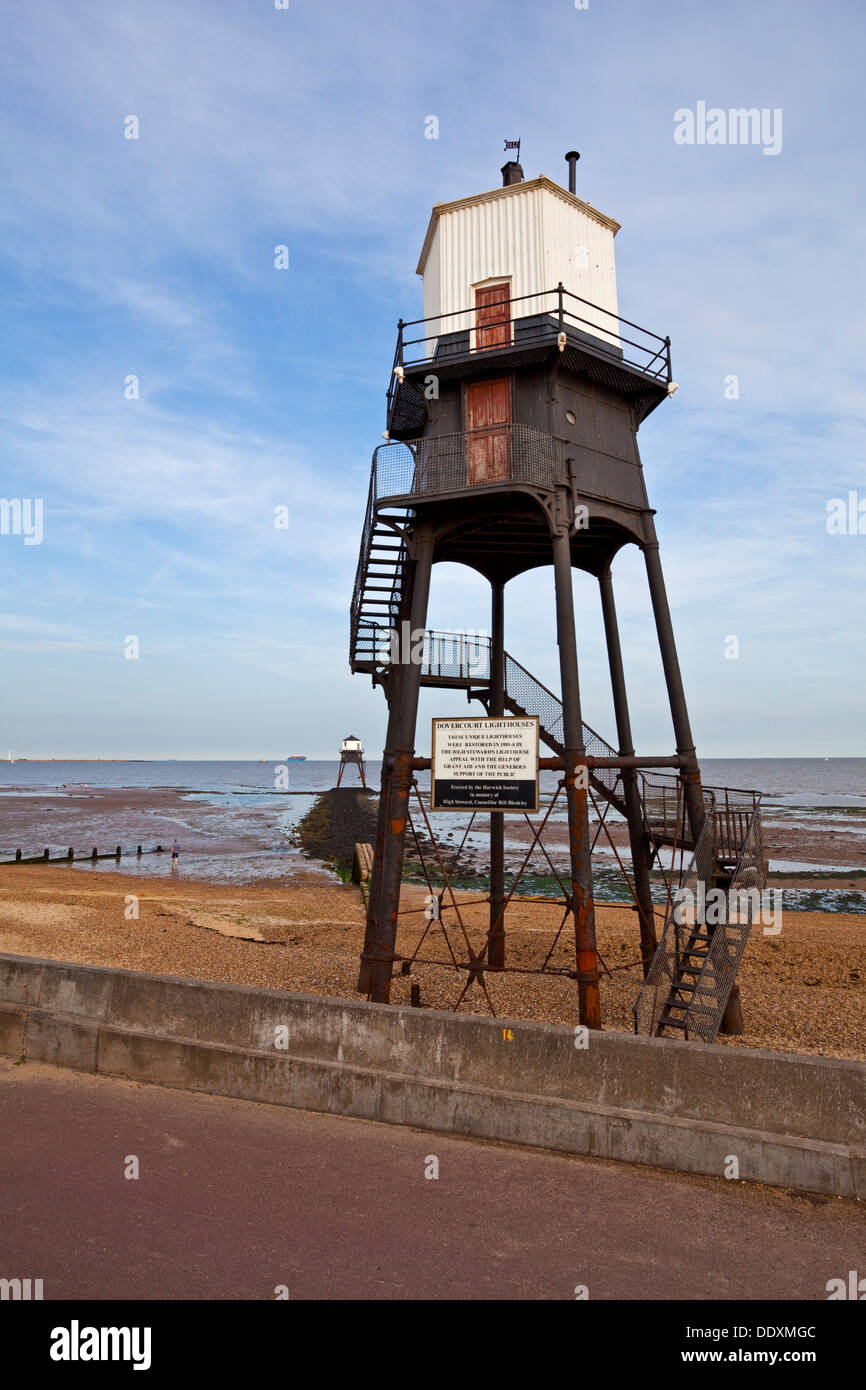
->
418, 179, 620, 350
539, 189, 619, 348
421, 226, 442, 358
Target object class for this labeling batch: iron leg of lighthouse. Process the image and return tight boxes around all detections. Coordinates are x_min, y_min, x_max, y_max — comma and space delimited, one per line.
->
642, 539, 706, 841
357, 669, 403, 993
598, 567, 658, 975
357, 563, 419, 993
488, 579, 506, 970
552, 530, 601, 1029
364, 526, 435, 1004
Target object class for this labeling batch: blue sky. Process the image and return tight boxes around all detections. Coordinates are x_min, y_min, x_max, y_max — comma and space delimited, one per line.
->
0, 0, 863, 759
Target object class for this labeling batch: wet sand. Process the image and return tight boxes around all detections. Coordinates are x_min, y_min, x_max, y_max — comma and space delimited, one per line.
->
0, 786, 259, 860
1, 863, 863, 1062
5, 784, 866, 895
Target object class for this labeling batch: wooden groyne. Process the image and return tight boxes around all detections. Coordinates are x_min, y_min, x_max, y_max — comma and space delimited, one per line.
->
1, 845, 169, 867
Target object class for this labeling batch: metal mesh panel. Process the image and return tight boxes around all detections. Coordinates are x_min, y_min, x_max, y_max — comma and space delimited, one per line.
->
502, 652, 565, 750
637, 772, 690, 844
580, 722, 623, 807
352, 619, 389, 666
422, 630, 491, 680
374, 425, 567, 503
373, 442, 415, 500
502, 652, 625, 806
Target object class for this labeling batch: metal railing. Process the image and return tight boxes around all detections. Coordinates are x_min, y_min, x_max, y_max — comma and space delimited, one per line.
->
637, 775, 759, 847
387, 283, 672, 422
353, 625, 490, 679
373, 424, 567, 503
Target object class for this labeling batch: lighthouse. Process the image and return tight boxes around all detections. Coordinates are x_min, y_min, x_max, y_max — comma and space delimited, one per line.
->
350, 150, 765, 1039
336, 735, 366, 788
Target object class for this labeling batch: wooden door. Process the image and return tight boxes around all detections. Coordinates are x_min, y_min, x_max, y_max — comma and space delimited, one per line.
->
466, 378, 511, 485
475, 283, 511, 350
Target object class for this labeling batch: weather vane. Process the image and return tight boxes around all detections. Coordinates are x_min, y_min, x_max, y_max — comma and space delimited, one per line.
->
504, 138, 521, 162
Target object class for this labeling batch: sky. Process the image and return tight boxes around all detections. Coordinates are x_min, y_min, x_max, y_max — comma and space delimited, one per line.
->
0, 0, 864, 760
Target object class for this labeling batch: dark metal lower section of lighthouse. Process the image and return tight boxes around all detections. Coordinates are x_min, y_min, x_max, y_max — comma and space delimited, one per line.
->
354, 487, 707, 1027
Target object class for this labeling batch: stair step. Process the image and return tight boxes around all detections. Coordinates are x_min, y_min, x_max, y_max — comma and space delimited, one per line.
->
660, 1017, 688, 1030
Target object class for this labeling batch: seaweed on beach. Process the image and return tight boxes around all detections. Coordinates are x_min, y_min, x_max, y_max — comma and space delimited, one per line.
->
294, 787, 378, 877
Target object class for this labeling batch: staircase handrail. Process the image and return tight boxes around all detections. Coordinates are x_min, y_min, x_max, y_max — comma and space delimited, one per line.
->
679, 803, 765, 1041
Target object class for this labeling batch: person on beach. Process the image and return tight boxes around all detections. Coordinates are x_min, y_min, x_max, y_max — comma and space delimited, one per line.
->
171, 839, 180, 868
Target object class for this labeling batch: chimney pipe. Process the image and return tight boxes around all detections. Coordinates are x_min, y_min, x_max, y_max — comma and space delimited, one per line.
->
501, 160, 524, 187
565, 150, 580, 194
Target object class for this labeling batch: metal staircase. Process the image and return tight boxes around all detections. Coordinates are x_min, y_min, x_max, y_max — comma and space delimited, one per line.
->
350, 450, 411, 678
633, 802, 767, 1042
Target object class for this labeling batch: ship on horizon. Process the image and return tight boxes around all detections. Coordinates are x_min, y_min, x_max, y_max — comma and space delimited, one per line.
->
286, 754, 307, 762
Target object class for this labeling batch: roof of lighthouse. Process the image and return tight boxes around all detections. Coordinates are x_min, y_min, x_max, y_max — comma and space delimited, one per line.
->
416, 174, 621, 277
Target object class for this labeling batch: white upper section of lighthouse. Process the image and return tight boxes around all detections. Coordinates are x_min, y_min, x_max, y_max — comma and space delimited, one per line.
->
416, 175, 621, 345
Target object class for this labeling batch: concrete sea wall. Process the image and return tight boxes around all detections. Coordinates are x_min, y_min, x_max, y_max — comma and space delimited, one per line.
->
0, 951, 863, 1198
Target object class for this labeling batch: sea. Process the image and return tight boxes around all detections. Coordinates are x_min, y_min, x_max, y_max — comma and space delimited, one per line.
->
1, 759, 865, 913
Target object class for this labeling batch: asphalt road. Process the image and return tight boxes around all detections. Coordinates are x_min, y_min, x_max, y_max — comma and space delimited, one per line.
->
1, 1059, 863, 1301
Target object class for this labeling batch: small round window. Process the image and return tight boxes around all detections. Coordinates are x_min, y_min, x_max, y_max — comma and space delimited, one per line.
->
565, 410, 576, 425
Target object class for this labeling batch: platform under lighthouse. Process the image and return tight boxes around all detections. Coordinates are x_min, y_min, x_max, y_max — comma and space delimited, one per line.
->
350, 150, 765, 1040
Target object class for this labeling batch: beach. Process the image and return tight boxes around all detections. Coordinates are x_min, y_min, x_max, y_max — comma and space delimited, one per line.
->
2, 765, 863, 1063
2, 861, 863, 1062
